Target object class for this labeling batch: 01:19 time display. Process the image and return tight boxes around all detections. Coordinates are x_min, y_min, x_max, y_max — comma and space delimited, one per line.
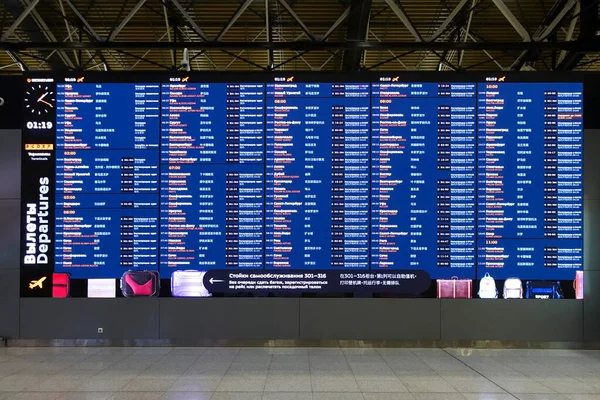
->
26, 121, 54, 130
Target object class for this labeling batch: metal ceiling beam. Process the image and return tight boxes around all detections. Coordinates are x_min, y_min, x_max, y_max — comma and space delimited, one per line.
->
170, 0, 209, 41
0, 61, 25, 71
3, 40, 599, 51
59, 0, 79, 66
428, 0, 470, 42
269, 7, 349, 71
0, 0, 40, 41
323, 7, 350, 40
108, 0, 148, 41
511, 0, 578, 70
63, 0, 127, 68
369, 29, 409, 69
163, 2, 174, 67
3, 0, 70, 70
64, 0, 102, 41
265, 0, 273, 68
558, 1, 580, 64
343, 0, 372, 71
491, 0, 531, 41
4, 51, 27, 71
462, 28, 506, 70
383, 0, 422, 41
216, 0, 255, 41
458, 0, 478, 67
557, 0, 598, 70
536, 0, 578, 41
277, 0, 317, 41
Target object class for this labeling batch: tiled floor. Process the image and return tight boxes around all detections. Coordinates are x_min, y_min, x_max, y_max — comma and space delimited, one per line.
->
0, 347, 600, 400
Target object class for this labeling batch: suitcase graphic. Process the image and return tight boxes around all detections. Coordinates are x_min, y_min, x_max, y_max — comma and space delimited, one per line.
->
121, 270, 160, 297
52, 273, 70, 298
574, 271, 584, 299
437, 277, 472, 298
171, 270, 211, 298
525, 281, 564, 299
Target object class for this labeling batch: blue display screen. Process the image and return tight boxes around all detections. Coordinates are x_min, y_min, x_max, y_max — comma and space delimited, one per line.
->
477, 82, 583, 279
40, 77, 583, 287
266, 83, 370, 269
371, 83, 476, 279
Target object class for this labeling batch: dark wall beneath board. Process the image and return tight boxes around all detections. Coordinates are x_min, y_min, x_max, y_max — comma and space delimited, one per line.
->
1, 77, 598, 344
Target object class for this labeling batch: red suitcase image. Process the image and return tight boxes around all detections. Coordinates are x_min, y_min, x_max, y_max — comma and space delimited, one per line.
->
52, 273, 70, 298
437, 277, 472, 299
120, 270, 160, 297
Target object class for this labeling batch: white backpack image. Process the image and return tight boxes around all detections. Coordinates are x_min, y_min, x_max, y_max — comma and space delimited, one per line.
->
478, 273, 498, 299
503, 277, 523, 299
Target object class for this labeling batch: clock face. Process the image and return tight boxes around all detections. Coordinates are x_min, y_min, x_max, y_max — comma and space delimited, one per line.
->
25, 84, 55, 116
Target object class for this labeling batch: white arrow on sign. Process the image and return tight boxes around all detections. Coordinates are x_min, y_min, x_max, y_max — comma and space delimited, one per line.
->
209, 278, 224, 284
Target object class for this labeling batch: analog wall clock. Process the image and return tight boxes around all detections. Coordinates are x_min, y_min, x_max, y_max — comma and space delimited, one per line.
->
25, 84, 55, 116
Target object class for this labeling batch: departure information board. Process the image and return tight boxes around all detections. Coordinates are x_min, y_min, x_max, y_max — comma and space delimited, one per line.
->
266, 81, 370, 269
160, 83, 265, 277
54, 83, 160, 279
19, 74, 584, 298
477, 81, 583, 279
371, 82, 476, 278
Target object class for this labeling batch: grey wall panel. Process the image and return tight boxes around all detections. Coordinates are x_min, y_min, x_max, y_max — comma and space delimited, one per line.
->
441, 300, 583, 342
0, 293, 19, 339
160, 298, 299, 340
585, 129, 600, 200
584, 199, 600, 271
584, 270, 600, 342
299, 299, 441, 340
0, 268, 19, 338
0, 268, 19, 299
20, 299, 159, 339
584, 129, 600, 341
0, 199, 21, 268
0, 129, 21, 199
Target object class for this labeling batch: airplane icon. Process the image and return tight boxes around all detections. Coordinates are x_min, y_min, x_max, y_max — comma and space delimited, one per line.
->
286, 76, 294, 82
498, 76, 506, 82
76, 77, 84, 83
182, 76, 190, 83
392, 76, 399, 82
29, 276, 47, 290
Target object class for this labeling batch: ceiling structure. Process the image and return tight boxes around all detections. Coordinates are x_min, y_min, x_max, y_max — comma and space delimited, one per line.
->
0, 0, 598, 72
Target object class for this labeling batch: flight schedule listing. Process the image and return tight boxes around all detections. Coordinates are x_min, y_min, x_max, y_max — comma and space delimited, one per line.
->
371, 82, 477, 278
160, 164, 264, 276
265, 82, 370, 269
40, 77, 584, 285
54, 82, 160, 279
477, 82, 583, 279
56, 83, 160, 150
161, 83, 264, 164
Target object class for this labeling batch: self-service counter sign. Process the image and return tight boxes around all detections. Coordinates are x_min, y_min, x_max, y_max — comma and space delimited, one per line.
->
203, 270, 431, 294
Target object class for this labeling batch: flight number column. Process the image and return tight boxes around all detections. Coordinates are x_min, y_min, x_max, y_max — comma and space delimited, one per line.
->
331, 84, 370, 269
440, 84, 476, 275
